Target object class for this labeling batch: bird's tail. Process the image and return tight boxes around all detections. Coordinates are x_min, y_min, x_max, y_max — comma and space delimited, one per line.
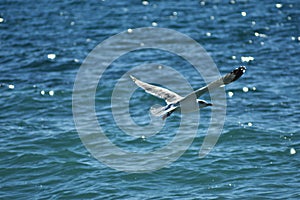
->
150, 104, 178, 120
150, 105, 167, 116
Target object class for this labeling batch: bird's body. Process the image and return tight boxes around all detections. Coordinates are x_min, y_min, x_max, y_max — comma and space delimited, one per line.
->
130, 66, 246, 120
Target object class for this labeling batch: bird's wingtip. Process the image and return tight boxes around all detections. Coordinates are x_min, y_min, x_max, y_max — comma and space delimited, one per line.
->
129, 75, 136, 81
231, 66, 246, 82
239, 66, 246, 73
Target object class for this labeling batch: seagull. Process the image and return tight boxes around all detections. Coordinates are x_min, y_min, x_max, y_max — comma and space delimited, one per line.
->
130, 66, 246, 120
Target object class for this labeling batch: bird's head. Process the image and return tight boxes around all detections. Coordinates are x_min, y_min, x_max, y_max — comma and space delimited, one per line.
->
197, 99, 213, 108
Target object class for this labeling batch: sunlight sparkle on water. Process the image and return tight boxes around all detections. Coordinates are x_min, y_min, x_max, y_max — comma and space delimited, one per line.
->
228, 91, 234, 98
290, 148, 296, 155
243, 87, 249, 93
47, 54, 56, 60
275, 3, 283, 8
241, 11, 247, 17
49, 90, 54, 96
8, 84, 14, 89
142, 1, 149, 6
241, 56, 254, 62
254, 32, 267, 38
152, 22, 158, 27
0, 18, 4, 23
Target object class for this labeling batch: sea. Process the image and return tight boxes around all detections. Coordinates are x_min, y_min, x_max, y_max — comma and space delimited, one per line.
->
1, 0, 300, 199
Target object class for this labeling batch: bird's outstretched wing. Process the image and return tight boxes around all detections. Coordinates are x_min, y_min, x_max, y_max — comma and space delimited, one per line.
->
130, 75, 183, 104
183, 66, 246, 100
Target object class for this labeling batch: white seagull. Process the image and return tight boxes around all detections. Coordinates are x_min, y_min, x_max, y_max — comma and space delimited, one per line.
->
130, 66, 246, 120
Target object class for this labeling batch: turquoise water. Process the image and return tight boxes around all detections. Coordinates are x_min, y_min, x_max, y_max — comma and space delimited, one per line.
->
1, 0, 300, 199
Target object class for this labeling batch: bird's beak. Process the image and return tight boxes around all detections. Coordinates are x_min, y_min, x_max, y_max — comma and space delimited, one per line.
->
208, 103, 213, 106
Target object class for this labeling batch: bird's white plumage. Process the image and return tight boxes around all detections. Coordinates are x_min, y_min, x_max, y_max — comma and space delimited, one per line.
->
130, 66, 246, 119
130, 75, 183, 104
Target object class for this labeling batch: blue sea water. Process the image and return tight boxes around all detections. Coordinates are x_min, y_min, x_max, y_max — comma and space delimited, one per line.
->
1, 0, 300, 199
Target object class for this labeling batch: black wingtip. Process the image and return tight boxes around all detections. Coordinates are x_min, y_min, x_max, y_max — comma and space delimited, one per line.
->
231, 66, 246, 82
